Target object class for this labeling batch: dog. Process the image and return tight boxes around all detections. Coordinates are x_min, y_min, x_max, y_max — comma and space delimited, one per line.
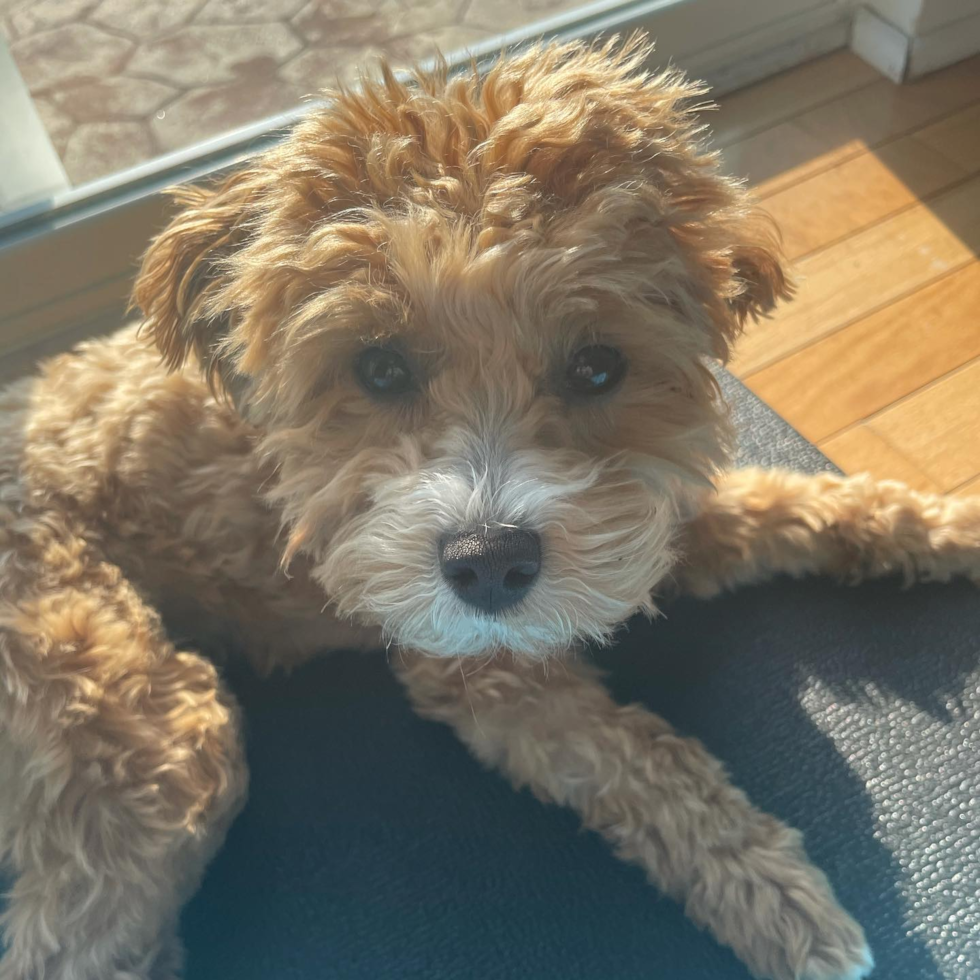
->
2, 36, 979, 980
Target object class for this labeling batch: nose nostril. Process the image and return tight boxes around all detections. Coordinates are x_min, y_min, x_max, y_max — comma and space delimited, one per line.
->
447, 567, 478, 589
503, 565, 538, 592
440, 528, 541, 614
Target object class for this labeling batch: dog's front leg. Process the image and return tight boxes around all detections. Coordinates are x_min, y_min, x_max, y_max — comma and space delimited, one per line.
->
676, 467, 980, 597
0, 512, 247, 980
394, 653, 872, 980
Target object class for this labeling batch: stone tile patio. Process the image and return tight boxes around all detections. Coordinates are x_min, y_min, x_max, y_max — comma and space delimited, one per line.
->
3, 0, 583, 187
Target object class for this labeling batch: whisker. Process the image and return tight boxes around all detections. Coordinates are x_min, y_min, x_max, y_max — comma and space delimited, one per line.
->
457, 654, 487, 741
464, 653, 495, 677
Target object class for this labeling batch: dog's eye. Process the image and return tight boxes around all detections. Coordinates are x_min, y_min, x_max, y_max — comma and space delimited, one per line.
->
354, 347, 416, 399
565, 345, 627, 397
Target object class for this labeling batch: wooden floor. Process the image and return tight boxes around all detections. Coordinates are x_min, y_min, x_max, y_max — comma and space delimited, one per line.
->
710, 51, 980, 495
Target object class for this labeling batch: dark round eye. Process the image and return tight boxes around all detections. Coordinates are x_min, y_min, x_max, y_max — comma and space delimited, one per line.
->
565, 344, 627, 397
354, 346, 416, 399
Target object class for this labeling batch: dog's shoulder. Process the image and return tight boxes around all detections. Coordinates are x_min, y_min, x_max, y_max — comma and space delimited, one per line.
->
4, 322, 258, 518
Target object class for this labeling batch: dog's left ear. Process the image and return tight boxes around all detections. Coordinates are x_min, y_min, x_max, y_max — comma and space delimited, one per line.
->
133, 169, 261, 383
667, 204, 792, 362
727, 213, 792, 326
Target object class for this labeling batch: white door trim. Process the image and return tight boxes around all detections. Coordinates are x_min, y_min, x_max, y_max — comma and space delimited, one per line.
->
851, 0, 980, 81
0, 37, 69, 214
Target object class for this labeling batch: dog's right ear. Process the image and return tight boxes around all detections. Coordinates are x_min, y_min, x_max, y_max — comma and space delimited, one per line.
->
133, 169, 260, 380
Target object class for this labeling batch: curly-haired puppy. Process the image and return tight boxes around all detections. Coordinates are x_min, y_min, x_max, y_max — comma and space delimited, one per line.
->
2, 36, 979, 980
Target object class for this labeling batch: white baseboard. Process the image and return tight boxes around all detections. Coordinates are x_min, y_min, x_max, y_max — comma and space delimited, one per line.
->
456, 0, 857, 99
869, 0, 980, 34
851, 2, 980, 81
910, 9, 980, 77
851, 5, 909, 81
683, 4, 853, 95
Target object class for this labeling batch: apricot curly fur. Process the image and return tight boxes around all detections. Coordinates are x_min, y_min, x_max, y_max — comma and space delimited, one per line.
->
2, 36, 977, 980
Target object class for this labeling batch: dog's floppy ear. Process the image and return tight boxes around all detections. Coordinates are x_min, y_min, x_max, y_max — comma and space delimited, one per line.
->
728, 213, 791, 326
658, 200, 792, 362
475, 35, 792, 356
133, 169, 260, 381
689, 211, 793, 363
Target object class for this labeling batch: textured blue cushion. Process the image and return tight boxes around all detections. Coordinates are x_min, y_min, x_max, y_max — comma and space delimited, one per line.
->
182, 573, 979, 980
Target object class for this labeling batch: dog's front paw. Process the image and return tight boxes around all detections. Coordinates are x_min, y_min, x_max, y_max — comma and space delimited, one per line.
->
691, 832, 873, 980
728, 883, 872, 980
792, 919, 874, 980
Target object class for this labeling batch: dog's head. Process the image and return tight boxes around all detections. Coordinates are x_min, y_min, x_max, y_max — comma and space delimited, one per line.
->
134, 37, 789, 659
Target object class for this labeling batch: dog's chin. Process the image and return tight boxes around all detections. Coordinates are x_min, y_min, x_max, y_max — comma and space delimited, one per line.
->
339, 580, 662, 660
388, 616, 579, 662
389, 594, 651, 660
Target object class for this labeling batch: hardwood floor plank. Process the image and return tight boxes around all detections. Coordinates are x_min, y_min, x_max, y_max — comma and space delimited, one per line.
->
708, 51, 880, 148
761, 136, 966, 260
952, 474, 980, 496
910, 100, 980, 172
717, 55, 980, 488
721, 54, 980, 193
745, 263, 980, 443
720, 120, 856, 195
730, 174, 980, 377
820, 425, 941, 491
868, 359, 980, 491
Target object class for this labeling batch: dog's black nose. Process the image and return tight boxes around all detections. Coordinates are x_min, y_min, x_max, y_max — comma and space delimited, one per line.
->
439, 528, 541, 614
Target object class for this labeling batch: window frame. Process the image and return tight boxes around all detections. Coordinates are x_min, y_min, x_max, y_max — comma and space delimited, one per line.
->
0, 0, 854, 376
